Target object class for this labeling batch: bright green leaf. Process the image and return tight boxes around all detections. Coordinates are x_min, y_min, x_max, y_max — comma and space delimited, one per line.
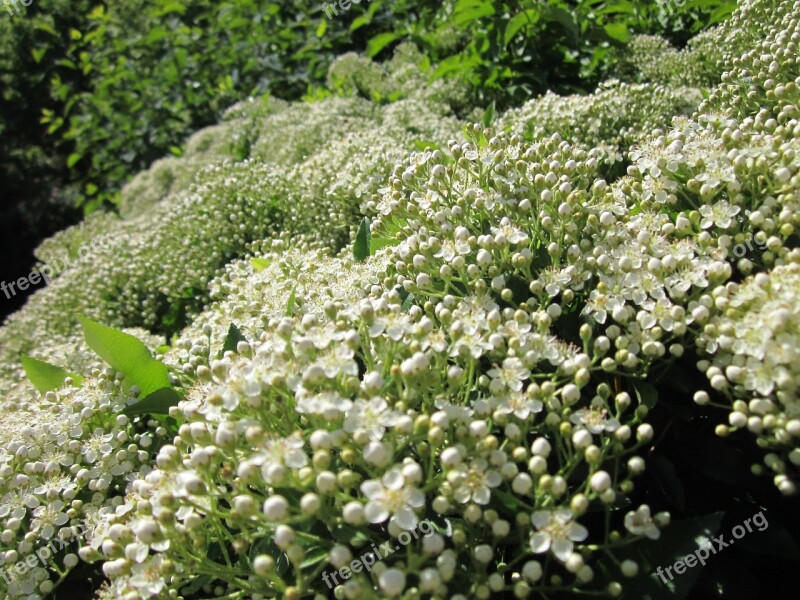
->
67, 153, 81, 168
605, 22, 630, 43
366, 33, 400, 58
78, 317, 170, 398
20, 354, 83, 393
350, 15, 370, 33
250, 257, 272, 272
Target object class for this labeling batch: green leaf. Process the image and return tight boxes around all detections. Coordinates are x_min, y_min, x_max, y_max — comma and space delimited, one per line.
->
156, 3, 186, 16
34, 21, 58, 36
607, 512, 725, 600
145, 27, 168, 44
31, 48, 47, 63
350, 14, 371, 33
370, 235, 401, 253
316, 19, 327, 38
366, 32, 400, 58
371, 217, 406, 253
353, 217, 371, 262
123, 387, 181, 417
541, 6, 579, 41
604, 22, 630, 43
632, 381, 658, 409
250, 257, 272, 272
66, 153, 81, 168
300, 547, 329, 569
482, 101, 496, 127
453, 0, 495, 26
78, 317, 170, 398
401, 292, 415, 313
286, 287, 297, 317
504, 9, 540, 47
20, 354, 83, 393
221, 323, 247, 356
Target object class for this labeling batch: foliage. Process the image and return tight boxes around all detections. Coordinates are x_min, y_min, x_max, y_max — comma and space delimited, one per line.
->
2, 0, 736, 216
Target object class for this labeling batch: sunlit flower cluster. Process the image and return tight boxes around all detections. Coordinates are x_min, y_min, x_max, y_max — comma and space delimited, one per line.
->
0, 0, 798, 597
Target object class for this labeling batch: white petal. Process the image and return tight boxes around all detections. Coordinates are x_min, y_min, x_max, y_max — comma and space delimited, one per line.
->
552, 539, 574, 562
407, 489, 426, 508
530, 532, 551, 554
360, 480, 384, 500
393, 507, 418, 530
473, 486, 491, 505
453, 486, 471, 504
364, 501, 389, 524
570, 522, 589, 542
383, 469, 404, 490
531, 511, 551, 528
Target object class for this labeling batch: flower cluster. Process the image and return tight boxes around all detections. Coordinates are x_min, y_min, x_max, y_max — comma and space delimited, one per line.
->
696, 265, 800, 494
0, 375, 163, 598
0, 0, 799, 598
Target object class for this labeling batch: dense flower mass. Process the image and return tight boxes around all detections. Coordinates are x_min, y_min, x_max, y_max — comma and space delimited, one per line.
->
1, 0, 799, 597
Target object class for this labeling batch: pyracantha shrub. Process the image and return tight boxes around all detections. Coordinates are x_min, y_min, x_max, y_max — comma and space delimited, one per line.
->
0, 0, 799, 598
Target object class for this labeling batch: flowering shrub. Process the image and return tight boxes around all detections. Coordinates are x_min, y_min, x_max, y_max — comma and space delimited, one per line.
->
1, 0, 799, 598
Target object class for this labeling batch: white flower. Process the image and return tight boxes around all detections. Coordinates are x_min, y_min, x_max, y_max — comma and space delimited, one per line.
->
530, 508, 588, 561
295, 388, 353, 416
570, 403, 620, 434
624, 505, 660, 540
127, 554, 166, 597
488, 358, 530, 393
452, 459, 502, 505
344, 397, 399, 441
494, 389, 543, 420
699, 200, 740, 229
360, 469, 425, 530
